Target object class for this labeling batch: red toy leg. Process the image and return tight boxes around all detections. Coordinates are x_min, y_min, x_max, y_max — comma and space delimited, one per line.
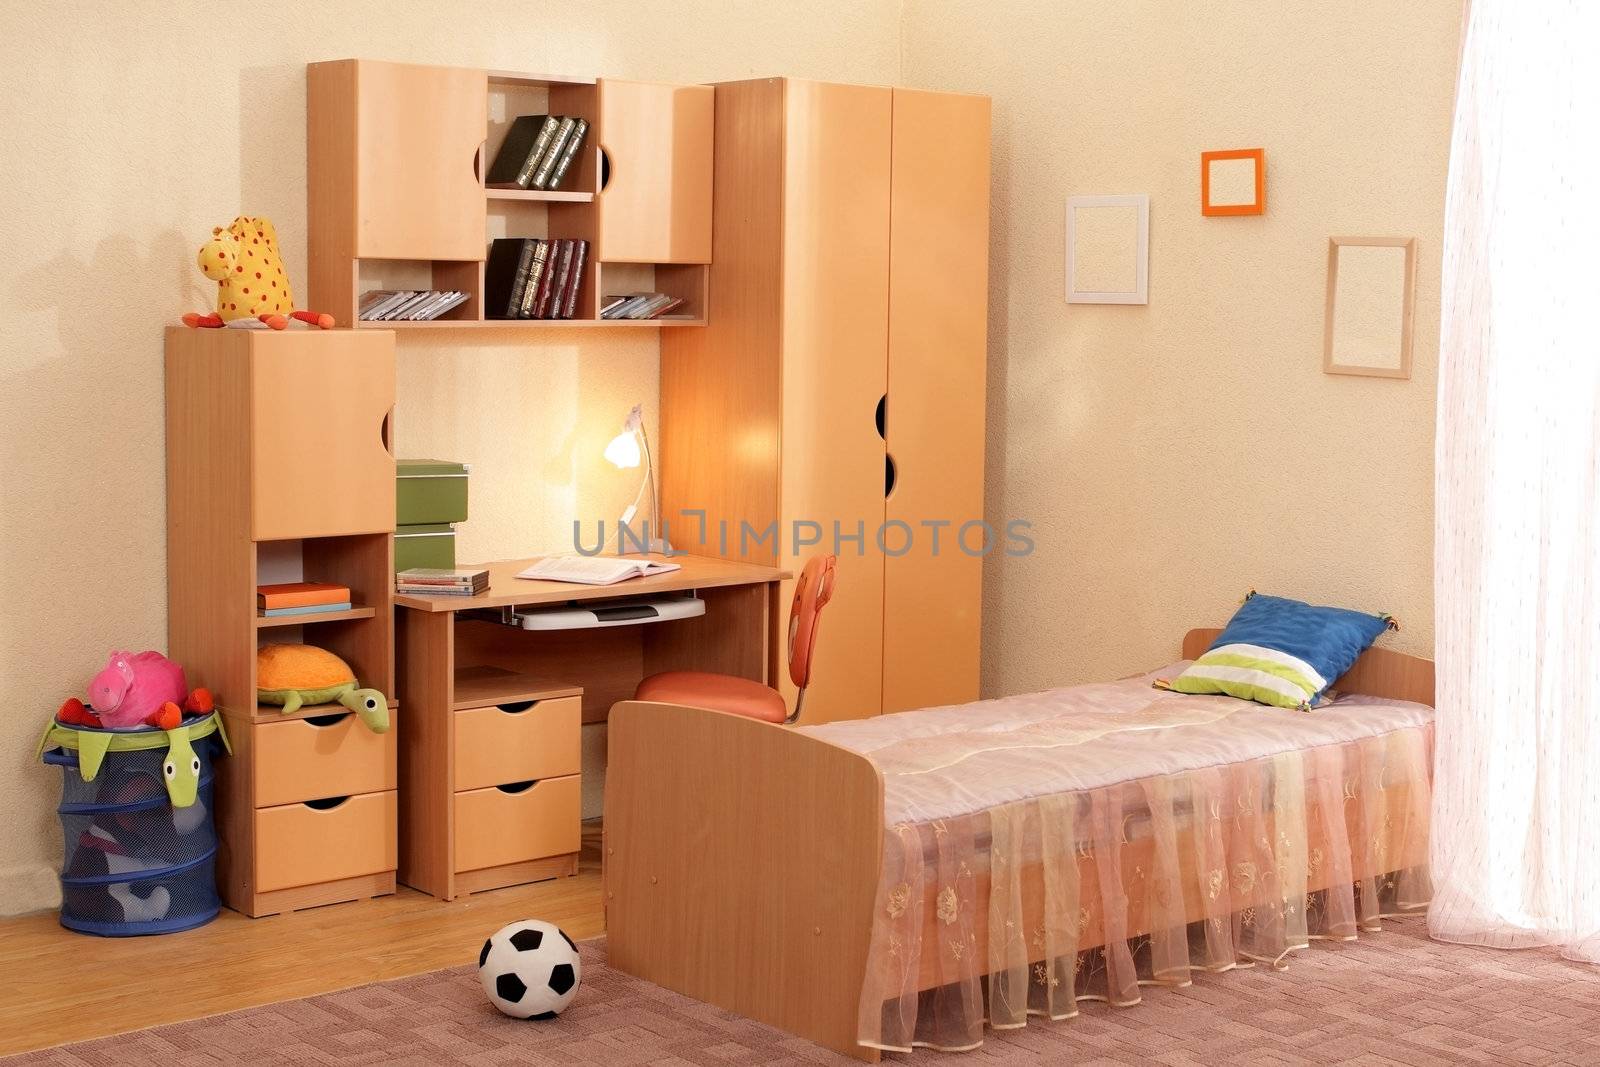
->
184, 688, 215, 715
153, 701, 182, 731
57, 697, 100, 727
257, 313, 289, 331
182, 312, 224, 329
290, 310, 335, 330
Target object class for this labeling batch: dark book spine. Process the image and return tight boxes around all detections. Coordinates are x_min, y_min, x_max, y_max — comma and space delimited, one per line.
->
531, 242, 559, 319
519, 241, 551, 318
561, 240, 589, 319
545, 118, 589, 190
537, 240, 568, 318
483, 238, 525, 320
514, 116, 561, 189
543, 240, 574, 319
531, 117, 577, 190
506, 239, 537, 317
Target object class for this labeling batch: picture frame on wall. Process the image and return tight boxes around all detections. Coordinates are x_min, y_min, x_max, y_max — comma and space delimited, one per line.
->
1065, 194, 1149, 304
1323, 236, 1417, 379
1201, 148, 1266, 216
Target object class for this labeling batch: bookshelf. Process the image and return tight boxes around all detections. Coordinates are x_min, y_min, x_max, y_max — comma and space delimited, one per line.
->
165, 327, 400, 918
308, 61, 712, 329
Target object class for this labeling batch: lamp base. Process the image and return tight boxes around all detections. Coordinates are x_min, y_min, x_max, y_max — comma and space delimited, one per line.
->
619, 538, 674, 556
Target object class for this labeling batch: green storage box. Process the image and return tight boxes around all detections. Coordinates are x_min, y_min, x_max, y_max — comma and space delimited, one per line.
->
397, 459, 469, 526
395, 523, 457, 572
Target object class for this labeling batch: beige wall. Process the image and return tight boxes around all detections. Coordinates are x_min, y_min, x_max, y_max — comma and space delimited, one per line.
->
0, 0, 1460, 916
900, 0, 1460, 697
0, 0, 900, 916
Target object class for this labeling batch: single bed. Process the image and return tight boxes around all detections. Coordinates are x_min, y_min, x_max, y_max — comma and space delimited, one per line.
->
604, 629, 1435, 1060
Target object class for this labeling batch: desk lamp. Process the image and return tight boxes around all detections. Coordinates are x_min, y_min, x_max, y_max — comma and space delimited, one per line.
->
604, 404, 668, 553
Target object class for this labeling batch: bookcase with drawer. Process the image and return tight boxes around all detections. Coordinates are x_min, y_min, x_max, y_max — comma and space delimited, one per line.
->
165, 326, 400, 917
396, 654, 582, 900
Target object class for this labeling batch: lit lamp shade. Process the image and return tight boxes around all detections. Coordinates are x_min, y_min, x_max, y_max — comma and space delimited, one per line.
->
604, 405, 644, 468
603, 431, 641, 469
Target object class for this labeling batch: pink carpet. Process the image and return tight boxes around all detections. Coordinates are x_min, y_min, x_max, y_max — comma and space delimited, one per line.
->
11, 918, 1600, 1065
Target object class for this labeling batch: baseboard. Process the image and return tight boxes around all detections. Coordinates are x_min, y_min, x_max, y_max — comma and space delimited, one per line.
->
0, 863, 60, 918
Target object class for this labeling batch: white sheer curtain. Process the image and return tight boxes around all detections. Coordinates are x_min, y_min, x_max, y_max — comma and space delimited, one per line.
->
1431, 0, 1600, 962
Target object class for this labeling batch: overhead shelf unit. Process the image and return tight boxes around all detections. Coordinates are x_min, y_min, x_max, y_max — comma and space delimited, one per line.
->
307, 60, 712, 329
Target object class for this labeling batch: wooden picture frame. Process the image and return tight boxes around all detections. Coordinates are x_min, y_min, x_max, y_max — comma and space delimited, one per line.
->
1323, 236, 1417, 380
1201, 148, 1265, 216
1065, 194, 1149, 304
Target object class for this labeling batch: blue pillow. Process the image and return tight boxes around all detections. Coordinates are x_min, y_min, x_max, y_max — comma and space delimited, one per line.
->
1158, 593, 1394, 710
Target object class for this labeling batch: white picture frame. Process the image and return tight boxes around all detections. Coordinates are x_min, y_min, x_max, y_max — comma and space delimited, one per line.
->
1065, 194, 1149, 304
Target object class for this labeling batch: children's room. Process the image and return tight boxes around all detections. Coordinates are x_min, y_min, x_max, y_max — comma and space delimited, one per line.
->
2, 1, 1596, 1063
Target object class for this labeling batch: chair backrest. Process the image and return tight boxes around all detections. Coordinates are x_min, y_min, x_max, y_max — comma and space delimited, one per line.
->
787, 554, 838, 691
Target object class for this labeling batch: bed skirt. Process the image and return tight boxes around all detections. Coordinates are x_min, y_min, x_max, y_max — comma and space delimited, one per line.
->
858, 725, 1433, 1053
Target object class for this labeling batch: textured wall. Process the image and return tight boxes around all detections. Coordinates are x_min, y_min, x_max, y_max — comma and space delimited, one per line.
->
0, 0, 1462, 917
0, 0, 900, 916
900, 0, 1461, 697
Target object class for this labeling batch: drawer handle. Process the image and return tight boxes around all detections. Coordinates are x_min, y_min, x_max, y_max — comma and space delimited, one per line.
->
495, 780, 537, 795
304, 795, 350, 811
303, 712, 351, 728
497, 701, 536, 715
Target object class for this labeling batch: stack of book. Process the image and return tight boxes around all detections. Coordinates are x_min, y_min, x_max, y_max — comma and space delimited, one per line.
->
485, 237, 590, 320
486, 115, 589, 191
600, 292, 686, 320
257, 582, 352, 618
359, 290, 470, 322
396, 567, 490, 597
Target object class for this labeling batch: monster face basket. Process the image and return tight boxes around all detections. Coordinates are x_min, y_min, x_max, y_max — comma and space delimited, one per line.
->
37, 712, 230, 936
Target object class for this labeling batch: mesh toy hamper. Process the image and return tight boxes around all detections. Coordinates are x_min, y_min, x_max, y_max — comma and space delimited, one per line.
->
38, 712, 229, 936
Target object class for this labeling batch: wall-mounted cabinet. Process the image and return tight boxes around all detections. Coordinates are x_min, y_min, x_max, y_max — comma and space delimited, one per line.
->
308, 60, 712, 329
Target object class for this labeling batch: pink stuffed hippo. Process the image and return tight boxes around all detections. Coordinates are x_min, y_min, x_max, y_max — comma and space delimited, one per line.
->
57, 651, 215, 731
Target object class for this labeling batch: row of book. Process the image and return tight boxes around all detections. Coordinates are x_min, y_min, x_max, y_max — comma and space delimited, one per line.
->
600, 292, 686, 320
257, 582, 352, 618
359, 290, 470, 322
396, 567, 489, 597
486, 237, 589, 320
487, 115, 589, 191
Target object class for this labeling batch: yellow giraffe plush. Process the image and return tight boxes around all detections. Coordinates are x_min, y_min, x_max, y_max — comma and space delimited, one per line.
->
182, 216, 332, 330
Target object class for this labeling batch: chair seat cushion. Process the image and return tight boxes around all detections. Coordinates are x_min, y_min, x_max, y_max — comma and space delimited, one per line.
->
634, 671, 788, 724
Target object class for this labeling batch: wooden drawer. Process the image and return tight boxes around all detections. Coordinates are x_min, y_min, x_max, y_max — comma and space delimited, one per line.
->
454, 696, 580, 792
255, 790, 397, 893
454, 775, 580, 874
250, 331, 395, 541
254, 711, 397, 808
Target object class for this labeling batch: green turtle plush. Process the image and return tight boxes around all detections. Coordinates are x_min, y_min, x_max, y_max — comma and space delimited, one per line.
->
36, 711, 229, 808
257, 644, 390, 733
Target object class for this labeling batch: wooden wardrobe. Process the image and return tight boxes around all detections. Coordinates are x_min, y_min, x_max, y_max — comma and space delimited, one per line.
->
660, 78, 990, 724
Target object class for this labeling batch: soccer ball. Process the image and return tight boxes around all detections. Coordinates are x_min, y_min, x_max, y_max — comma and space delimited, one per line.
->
477, 919, 582, 1019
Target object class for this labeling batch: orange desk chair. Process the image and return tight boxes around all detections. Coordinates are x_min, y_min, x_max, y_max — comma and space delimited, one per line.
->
633, 554, 837, 724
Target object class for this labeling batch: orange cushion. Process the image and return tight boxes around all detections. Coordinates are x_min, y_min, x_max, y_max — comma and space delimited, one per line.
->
634, 671, 788, 724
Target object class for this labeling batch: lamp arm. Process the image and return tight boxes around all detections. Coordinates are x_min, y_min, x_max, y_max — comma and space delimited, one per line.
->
638, 420, 662, 549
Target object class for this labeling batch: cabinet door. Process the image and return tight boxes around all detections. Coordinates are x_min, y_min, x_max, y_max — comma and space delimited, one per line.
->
778, 81, 892, 724
881, 89, 991, 715
353, 60, 485, 261
595, 80, 713, 263
250, 331, 396, 541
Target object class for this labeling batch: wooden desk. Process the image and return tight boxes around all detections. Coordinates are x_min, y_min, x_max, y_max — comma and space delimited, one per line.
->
395, 554, 786, 900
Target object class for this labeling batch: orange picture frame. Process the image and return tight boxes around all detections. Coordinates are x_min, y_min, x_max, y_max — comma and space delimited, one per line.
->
1201, 148, 1266, 216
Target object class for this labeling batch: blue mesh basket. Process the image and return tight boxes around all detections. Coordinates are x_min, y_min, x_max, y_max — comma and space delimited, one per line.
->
40, 713, 227, 937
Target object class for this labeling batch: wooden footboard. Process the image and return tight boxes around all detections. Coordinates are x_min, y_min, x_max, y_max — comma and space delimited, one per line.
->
605, 701, 885, 1062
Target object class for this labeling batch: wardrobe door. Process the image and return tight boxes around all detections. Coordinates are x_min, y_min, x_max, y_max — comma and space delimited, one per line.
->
778, 80, 892, 724
350, 60, 486, 261
881, 89, 991, 715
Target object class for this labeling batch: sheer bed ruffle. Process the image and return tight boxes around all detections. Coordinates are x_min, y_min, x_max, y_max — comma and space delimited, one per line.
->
857, 725, 1433, 1053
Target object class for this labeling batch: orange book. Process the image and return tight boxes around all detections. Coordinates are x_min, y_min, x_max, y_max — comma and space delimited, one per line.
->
256, 582, 351, 610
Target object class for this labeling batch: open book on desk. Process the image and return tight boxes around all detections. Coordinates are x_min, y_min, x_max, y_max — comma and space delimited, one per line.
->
515, 556, 682, 586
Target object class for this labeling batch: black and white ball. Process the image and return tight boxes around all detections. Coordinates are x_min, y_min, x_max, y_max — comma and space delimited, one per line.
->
477, 919, 582, 1019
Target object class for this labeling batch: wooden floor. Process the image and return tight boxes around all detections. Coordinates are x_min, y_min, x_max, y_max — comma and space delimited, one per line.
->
0, 828, 607, 1058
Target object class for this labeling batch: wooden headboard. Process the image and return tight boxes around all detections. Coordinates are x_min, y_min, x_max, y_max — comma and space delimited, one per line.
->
1181, 628, 1435, 707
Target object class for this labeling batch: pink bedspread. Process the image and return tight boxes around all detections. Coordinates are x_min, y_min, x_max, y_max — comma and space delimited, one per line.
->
802, 663, 1433, 824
